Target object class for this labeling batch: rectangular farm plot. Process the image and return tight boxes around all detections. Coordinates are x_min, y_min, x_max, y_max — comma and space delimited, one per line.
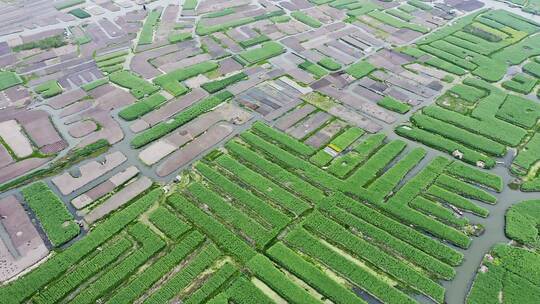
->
109, 70, 160, 99
153, 61, 218, 96
83, 176, 153, 224
1, 120, 508, 303
21, 182, 79, 247
0, 195, 48, 282
235, 42, 285, 66
71, 166, 139, 209
52, 151, 127, 195
0, 71, 22, 91
0, 120, 34, 158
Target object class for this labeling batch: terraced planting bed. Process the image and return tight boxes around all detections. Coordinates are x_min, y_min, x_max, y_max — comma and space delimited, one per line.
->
397, 76, 540, 174
467, 200, 540, 303
4, 2, 540, 304
0, 122, 504, 304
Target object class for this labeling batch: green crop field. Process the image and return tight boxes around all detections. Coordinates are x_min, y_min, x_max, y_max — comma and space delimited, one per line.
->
34, 80, 62, 98
0, 71, 22, 91
21, 182, 80, 247
468, 200, 540, 303
291, 11, 322, 28
236, 42, 285, 65
138, 9, 161, 45
5, 2, 540, 304
0, 122, 504, 304
109, 70, 160, 99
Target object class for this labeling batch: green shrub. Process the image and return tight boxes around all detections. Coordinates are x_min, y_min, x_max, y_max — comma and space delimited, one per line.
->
523, 61, 540, 78
317, 57, 341, 71
512, 133, 540, 174
215, 155, 311, 216
377, 96, 411, 113
69, 8, 90, 19
168, 32, 192, 43
328, 134, 385, 178
448, 84, 487, 103
325, 192, 464, 266
496, 94, 540, 128
153, 61, 218, 96
138, 9, 161, 45
70, 224, 165, 304
21, 182, 79, 247
0, 71, 22, 91
247, 255, 321, 303
201, 72, 247, 93
106, 232, 204, 304
187, 181, 275, 248
407, 0, 432, 10
367, 147, 426, 200
195, 162, 290, 228
32, 239, 132, 304
251, 121, 315, 156
168, 193, 256, 262
14, 35, 66, 52
396, 125, 495, 168
409, 196, 469, 228
298, 213, 445, 302
420, 45, 477, 70
239, 35, 270, 48
505, 200, 540, 246
329, 127, 365, 151
203, 8, 235, 18
299, 60, 328, 78
195, 11, 284, 36
425, 57, 467, 75
463, 23, 501, 42
183, 0, 198, 10
148, 206, 191, 239
35, 80, 62, 98
270, 15, 291, 23
422, 105, 526, 147
236, 42, 285, 65
320, 197, 456, 279
387, 8, 414, 21
446, 161, 503, 192
383, 158, 473, 249
183, 262, 237, 304
118, 93, 167, 121
492, 34, 540, 64
267, 242, 365, 304
309, 150, 333, 166
410, 112, 506, 156
240, 131, 342, 191
225, 140, 326, 203
435, 174, 497, 204
427, 185, 489, 217
468, 243, 540, 304
502, 73, 538, 94
131, 91, 231, 148
291, 11, 322, 28
345, 140, 407, 187
0, 189, 162, 304
368, 10, 429, 33
522, 177, 540, 191
138, 243, 221, 304
109, 70, 160, 99
96, 56, 125, 68
81, 78, 108, 91
95, 50, 129, 62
